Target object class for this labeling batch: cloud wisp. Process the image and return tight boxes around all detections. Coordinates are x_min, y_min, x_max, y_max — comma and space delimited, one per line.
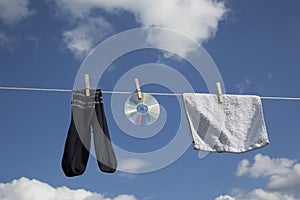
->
236, 78, 251, 94
63, 16, 113, 59
0, 0, 34, 52
0, 0, 34, 25
118, 158, 150, 172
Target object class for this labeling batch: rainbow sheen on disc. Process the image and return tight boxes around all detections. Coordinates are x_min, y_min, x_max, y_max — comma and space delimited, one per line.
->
124, 93, 160, 126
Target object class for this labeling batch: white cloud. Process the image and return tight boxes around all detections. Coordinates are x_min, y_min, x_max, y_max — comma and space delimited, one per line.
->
237, 154, 300, 194
249, 189, 296, 200
0, 0, 33, 25
113, 195, 137, 200
0, 177, 137, 200
118, 158, 149, 172
216, 154, 300, 200
63, 16, 113, 59
216, 189, 297, 200
237, 153, 296, 178
215, 195, 236, 200
268, 164, 300, 192
54, 0, 227, 58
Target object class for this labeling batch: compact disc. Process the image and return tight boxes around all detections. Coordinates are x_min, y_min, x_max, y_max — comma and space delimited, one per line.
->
124, 93, 160, 126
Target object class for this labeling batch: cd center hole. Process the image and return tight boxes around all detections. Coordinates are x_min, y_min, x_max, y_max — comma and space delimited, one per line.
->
137, 104, 148, 114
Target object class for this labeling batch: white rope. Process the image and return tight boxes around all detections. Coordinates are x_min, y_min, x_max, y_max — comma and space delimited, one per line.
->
102, 91, 131, 95
0, 86, 72, 92
260, 96, 300, 101
102, 91, 182, 96
0, 86, 300, 100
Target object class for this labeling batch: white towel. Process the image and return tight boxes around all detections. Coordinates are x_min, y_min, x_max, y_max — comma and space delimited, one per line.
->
183, 93, 269, 153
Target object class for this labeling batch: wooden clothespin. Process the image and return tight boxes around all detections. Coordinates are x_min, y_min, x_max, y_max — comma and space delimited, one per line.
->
134, 78, 142, 100
84, 74, 90, 97
216, 82, 223, 103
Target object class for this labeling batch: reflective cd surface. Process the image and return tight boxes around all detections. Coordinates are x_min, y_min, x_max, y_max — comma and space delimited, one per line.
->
124, 93, 160, 126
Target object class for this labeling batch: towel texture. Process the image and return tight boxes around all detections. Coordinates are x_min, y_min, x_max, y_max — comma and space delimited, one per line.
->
183, 93, 269, 153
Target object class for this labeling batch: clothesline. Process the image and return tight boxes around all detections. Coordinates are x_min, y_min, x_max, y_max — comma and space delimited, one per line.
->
1, 86, 300, 101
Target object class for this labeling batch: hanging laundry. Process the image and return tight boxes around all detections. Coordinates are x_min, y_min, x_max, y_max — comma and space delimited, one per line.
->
182, 93, 269, 153
61, 89, 117, 177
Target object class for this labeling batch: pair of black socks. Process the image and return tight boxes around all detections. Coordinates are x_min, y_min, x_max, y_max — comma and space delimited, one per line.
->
61, 89, 117, 177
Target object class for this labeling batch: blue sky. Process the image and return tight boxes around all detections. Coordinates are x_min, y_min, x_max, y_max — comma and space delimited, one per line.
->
1, 0, 300, 199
